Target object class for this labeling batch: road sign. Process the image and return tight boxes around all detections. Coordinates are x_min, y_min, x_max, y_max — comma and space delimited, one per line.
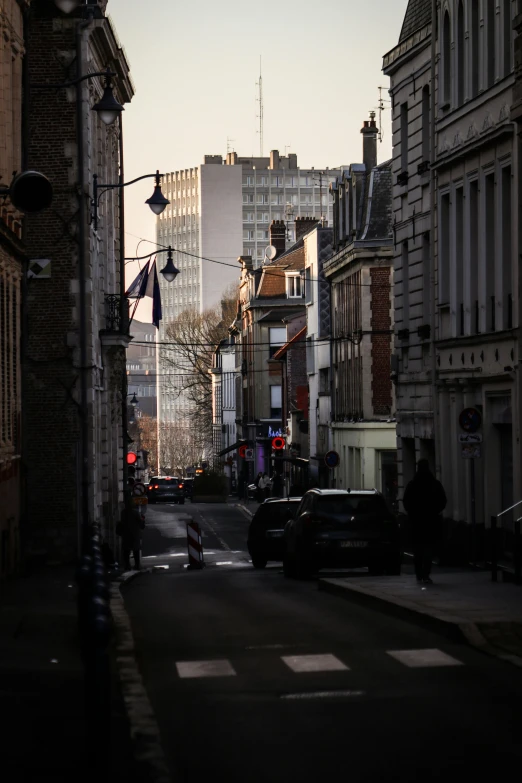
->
272, 437, 285, 451
245, 448, 254, 461
133, 482, 146, 497
132, 496, 148, 506
458, 433, 482, 444
324, 450, 340, 469
459, 407, 482, 433
461, 444, 481, 459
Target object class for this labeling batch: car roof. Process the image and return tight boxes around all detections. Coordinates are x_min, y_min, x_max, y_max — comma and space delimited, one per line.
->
263, 497, 302, 504
306, 489, 380, 496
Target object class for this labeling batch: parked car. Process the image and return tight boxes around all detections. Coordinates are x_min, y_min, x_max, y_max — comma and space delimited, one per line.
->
147, 476, 185, 504
283, 489, 401, 579
247, 497, 302, 568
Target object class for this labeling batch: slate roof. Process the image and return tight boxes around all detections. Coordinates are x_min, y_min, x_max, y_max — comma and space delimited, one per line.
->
399, 0, 432, 42
359, 160, 393, 242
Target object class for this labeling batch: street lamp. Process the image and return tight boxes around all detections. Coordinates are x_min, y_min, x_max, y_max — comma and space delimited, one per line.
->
92, 68, 125, 126
125, 245, 180, 284
54, 0, 82, 12
92, 170, 169, 231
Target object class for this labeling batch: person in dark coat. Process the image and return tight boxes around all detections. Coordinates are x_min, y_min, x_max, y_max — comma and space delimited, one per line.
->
403, 459, 447, 584
271, 471, 283, 498
118, 495, 144, 571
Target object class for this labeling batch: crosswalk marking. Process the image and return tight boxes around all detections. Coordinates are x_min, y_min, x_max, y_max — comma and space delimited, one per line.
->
386, 649, 464, 668
281, 654, 349, 673
176, 659, 236, 678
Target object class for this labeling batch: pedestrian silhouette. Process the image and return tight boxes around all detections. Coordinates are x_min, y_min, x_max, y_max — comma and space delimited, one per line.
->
403, 459, 447, 584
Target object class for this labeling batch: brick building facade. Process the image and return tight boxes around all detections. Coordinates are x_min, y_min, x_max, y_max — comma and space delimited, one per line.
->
21, 1, 134, 562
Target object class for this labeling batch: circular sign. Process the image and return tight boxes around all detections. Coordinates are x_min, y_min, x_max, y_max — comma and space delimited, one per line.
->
324, 450, 340, 469
238, 444, 247, 458
272, 437, 285, 451
133, 482, 146, 497
458, 407, 482, 433
126, 452, 137, 465
9, 170, 53, 212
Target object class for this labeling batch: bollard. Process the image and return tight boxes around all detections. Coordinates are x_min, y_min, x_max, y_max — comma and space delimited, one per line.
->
491, 515, 498, 582
187, 520, 204, 569
515, 519, 521, 586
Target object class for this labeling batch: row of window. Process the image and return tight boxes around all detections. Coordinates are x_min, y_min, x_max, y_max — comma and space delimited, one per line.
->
441, 0, 513, 110
243, 175, 324, 187
242, 193, 328, 205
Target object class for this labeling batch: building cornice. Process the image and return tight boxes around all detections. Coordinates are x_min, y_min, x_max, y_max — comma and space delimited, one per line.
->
382, 24, 431, 75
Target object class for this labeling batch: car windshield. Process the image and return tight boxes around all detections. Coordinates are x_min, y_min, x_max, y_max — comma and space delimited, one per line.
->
317, 495, 388, 516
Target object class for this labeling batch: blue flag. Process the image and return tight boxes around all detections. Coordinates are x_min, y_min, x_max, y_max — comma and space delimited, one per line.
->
126, 261, 150, 299
151, 261, 162, 329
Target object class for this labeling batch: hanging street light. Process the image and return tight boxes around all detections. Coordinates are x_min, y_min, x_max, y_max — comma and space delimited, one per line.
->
92, 68, 125, 126
145, 171, 171, 216
159, 247, 180, 283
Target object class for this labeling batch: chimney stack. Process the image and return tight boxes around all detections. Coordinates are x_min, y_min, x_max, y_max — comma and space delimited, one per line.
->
269, 150, 280, 169
269, 220, 286, 259
361, 112, 378, 172
295, 216, 319, 242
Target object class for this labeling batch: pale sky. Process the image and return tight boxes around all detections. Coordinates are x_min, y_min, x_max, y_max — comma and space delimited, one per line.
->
107, 0, 408, 302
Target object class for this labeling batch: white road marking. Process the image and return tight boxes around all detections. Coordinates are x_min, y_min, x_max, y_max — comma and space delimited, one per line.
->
216, 561, 234, 566
281, 690, 365, 700
387, 649, 464, 668
176, 659, 236, 679
281, 654, 349, 673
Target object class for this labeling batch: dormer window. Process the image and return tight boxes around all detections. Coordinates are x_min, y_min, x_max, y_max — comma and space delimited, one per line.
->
286, 273, 302, 298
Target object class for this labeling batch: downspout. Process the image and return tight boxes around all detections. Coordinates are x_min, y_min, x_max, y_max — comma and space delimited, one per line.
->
429, 0, 441, 477
77, 9, 95, 552
119, 113, 128, 509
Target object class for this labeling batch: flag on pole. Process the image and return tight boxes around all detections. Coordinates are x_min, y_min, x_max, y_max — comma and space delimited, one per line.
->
151, 260, 163, 329
126, 261, 150, 299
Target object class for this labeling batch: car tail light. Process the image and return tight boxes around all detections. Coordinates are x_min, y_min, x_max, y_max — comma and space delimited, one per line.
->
302, 513, 319, 526
154, 484, 159, 489
178, 484, 183, 489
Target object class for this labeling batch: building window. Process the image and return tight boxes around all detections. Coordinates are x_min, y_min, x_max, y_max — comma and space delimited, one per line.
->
503, 0, 512, 76
468, 178, 479, 332
305, 267, 313, 305
455, 186, 464, 335
269, 327, 286, 358
401, 242, 409, 328
257, 194, 269, 204
501, 165, 512, 329
422, 86, 430, 162
487, 0, 496, 87
457, 1, 464, 105
256, 175, 267, 186
270, 385, 282, 418
422, 232, 430, 324
439, 192, 450, 303
442, 10, 451, 106
400, 102, 408, 174
485, 171, 495, 330
286, 274, 302, 298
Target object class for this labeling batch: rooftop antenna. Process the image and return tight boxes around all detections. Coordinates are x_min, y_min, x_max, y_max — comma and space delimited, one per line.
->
226, 137, 235, 154
255, 56, 264, 156
376, 86, 391, 143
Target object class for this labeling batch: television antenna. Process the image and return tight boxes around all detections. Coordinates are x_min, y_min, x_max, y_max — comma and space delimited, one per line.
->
226, 137, 235, 154
376, 86, 391, 143
255, 56, 264, 156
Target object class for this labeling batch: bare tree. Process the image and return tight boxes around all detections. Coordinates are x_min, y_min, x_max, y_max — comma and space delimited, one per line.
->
160, 285, 238, 441
159, 422, 205, 476
134, 415, 158, 474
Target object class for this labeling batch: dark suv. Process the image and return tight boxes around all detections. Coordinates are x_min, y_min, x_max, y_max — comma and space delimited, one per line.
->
147, 476, 185, 504
283, 489, 401, 578
247, 497, 302, 568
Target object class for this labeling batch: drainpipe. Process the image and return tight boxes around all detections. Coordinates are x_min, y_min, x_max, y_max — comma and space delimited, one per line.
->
77, 9, 95, 552
430, 0, 441, 478
119, 113, 128, 512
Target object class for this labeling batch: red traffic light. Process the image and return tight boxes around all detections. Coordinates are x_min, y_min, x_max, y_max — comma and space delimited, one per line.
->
126, 452, 137, 465
238, 444, 247, 458
272, 437, 285, 451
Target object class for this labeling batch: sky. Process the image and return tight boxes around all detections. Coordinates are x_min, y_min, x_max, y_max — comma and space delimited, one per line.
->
107, 0, 409, 310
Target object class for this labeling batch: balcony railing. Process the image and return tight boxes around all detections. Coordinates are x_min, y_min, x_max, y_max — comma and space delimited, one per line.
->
104, 295, 130, 334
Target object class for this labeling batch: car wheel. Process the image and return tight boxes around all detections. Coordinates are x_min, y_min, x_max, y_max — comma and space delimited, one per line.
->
295, 552, 314, 580
252, 556, 268, 569
385, 554, 402, 576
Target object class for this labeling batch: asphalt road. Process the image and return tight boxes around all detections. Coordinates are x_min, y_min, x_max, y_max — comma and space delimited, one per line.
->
123, 502, 522, 783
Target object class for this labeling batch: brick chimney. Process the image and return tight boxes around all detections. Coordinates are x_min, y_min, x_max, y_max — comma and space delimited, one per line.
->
269, 150, 280, 169
361, 111, 378, 172
269, 220, 286, 259
295, 217, 319, 242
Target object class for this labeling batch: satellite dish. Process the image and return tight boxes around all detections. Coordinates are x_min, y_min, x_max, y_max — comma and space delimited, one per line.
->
264, 245, 277, 261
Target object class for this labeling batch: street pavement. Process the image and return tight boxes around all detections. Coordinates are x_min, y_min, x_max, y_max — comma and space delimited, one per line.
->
122, 501, 522, 783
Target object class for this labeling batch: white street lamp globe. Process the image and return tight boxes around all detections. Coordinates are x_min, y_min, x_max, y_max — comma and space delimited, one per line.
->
54, 0, 81, 13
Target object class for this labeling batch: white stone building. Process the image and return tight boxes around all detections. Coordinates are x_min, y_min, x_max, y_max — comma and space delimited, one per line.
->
383, 0, 520, 563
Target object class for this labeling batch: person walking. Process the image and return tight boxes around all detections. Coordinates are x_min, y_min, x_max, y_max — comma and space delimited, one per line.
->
118, 494, 144, 571
403, 459, 447, 584
255, 471, 264, 503
259, 472, 271, 501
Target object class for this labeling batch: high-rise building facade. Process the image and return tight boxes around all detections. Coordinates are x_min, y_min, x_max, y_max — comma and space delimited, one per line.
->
156, 152, 343, 428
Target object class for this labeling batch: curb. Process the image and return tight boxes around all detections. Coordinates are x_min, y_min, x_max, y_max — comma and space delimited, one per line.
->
318, 578, 522, 668
111, 580, 171, 783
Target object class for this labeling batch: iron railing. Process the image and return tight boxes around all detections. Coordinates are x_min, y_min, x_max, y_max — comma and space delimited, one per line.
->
104, 294, 130, 334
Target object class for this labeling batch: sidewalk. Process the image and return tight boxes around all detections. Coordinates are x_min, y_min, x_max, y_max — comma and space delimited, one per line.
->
0, 565, 138, 782
319, 569, 522, 666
